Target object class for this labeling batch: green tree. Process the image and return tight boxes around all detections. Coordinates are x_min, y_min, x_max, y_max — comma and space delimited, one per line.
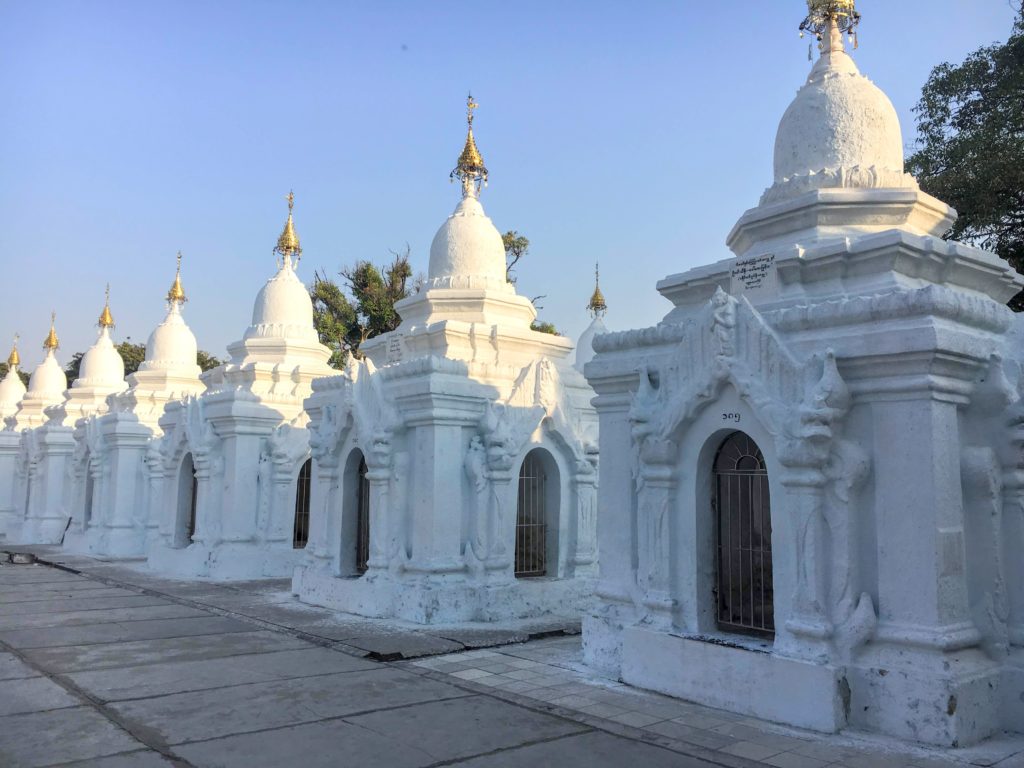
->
311, 248, 413, 367
906, 8, 1024, 309
502, 230, 560, 335
503, 230, 530, 284
197, 350, 222, 372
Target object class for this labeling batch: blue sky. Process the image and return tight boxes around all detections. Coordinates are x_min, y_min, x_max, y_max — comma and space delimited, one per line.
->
0, 0, 1018, 369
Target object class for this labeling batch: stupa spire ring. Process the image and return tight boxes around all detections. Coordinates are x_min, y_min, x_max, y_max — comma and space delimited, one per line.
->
7, 333, 20, 370
800, 0, 860, 51
451, 93, 488, 198
587, 262, 608, 318
167, 251, 187, 304
274, 190, 302, 266
43, 312, 59, 351
98, 284, 115, 329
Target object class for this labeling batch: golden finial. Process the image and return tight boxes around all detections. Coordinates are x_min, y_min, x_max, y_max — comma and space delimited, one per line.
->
587, 263, 607, 318
273, 190, 302, 263
167, 251, 187, 304
800, 0, 859, 50
451, 93, 488, 198
7, 334, 20, 369
98, 284, 115, 329
43, 312, 59, 351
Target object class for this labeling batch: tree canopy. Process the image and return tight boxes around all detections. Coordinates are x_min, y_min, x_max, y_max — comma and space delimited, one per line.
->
906, 9, 1024, 308
311, 249, 413, 367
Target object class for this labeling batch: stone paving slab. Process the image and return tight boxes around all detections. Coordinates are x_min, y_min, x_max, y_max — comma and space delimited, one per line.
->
0, 586, 136, 603
0, 651, 41, 681
171, 718, 438, 768
0, 707, 146, 767
451, 730, 716, 767
0, 594, 175, 616
108, 667, 473, 745
0, 615, 255, 650
66, 647, 379, 702
58, 750, 178, 767
345, 694, 590, 762
0, 602, 210, 631
21, 629, 311, 673
0, 675, 80, 716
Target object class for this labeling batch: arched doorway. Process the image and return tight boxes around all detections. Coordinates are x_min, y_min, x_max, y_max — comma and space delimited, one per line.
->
177, 453, 198, 546
515, 448, 559, 578
355, 455, 370, 574
293, 458, 312, 549
713, 431, 774, 637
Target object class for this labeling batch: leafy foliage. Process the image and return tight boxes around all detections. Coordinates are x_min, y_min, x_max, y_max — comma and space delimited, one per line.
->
503, 230, 530, 283
530, 320, 560, 335
196, 350, 222, 372
311, 248, 413, 367
906, 9, 1024, 308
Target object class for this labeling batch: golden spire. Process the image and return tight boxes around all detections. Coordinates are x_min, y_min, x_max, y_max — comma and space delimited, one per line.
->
273, 190, 302, 263
167, 251, 187, 304
43, 312, 59, 351
98, 284, 115, 329
7, 334, 20, 369
587, 263, 607, 318
451, 93, 488, 198
800, 0, 860, 49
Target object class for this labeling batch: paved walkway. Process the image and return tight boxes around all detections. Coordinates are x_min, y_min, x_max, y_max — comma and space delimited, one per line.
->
1, 552, 1022, 768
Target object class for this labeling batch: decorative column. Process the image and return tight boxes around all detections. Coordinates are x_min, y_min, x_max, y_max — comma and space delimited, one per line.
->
637, 438, 677, 622
571, 451, 599, 575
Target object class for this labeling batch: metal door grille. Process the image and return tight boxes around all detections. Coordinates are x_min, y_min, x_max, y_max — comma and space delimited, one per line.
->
355, 457, 370, 574
713, 432, 774, 638
293, 458, 312, 548
515, 451, 547, 578
184, 454, 198, 541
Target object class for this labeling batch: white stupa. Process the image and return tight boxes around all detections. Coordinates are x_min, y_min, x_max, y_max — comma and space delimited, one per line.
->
0, 338, 26, 423
0, 337, 28, 538
8, 293, 128, 544
294, 97, 599, 624
573, 265, 609, 373
64, 256, 208, 557
3, 317, 69, 540
146, 194, 334, 578
6, 316, 67, 432
584, 1, 1023, 748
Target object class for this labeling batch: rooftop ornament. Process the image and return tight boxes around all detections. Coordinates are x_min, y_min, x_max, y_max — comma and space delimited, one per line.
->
274, 190, 302, 267
450, 93, 488, 199
800, 0, 860, 53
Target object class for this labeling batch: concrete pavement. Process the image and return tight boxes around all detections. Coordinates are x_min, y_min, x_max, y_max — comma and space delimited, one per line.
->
1, 552, 1022, 768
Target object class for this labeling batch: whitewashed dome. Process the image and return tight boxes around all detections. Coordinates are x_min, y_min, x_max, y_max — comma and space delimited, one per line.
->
763, 23, 915, 204
428, 195, 509, 291
0, 368, 26, 414
28, 350, 67, 399
574, 315, 607, 373
77, 327, 125, 387
244, 259, 318, 342
428, 96, 511, 292
141, 302, 200, 373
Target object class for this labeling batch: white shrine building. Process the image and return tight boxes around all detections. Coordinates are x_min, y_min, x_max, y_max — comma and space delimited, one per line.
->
0, 338, 28, 538
583, 2, 1024, 748
7, 295, 128, 545
145, 196, 335, 578
293, 98, 600, 623
62, 256, 206, 558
